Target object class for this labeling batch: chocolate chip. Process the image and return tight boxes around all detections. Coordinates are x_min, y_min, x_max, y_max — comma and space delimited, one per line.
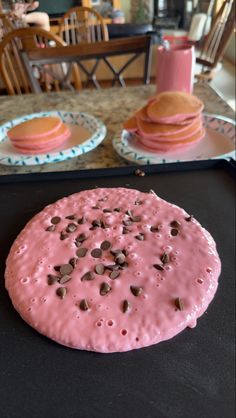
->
59, 275, 71, 284
92, 206, 100, 210
79, 299, 89, 311
100, 240, 112, 251
78, 216, 86, 225
109, 270, 120, 280
60, 232, 68, 240
185, 215, 194, 222
119, 262, 129, 270
65, 215, 76, 220
134, 169, 145, 177
114, 208, 121, 212
106, 264, 120, 271
100, 282, 111, 296
54, 265, 61, 272
56, 287, 67, 299
69, 258, 78, 268
126, 210, 133, 217
170, 220, 181, 228
175, 297, 184, 311
160, 252, 169, 264
92, 219, 101, 228
115, 253, 126, 265
91, 248, 102, 258
130, 286, 143, 296
66, 223, 77, 233
150, 226, 159, 232
47, 274, 59, 285
76, 248, 87, 258
122, 227, 131, 234
46, 225, 56, 232
101, 220, 109, 229
103, 208, 112, 213
76, 233, 86, 243
123, 220, 133, 226
122, 249, 128, 256
81, 272, 94, 281
51, 216, 61, 225
110, 249, 122, 256
95, 263, 105, 275
60, 264, 73, 276
132, 216, 141, 222
171, 228, 179, 236
135, 233, 145, 241
134, 200, 143, 205
122, 300, 131, 313
153, 264, 164, 271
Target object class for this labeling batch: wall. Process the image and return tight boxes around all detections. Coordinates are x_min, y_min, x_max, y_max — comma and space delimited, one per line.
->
120, 0, 131, 22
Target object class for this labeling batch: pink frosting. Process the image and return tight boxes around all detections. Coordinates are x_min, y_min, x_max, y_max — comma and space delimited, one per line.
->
5, 188, 221, 353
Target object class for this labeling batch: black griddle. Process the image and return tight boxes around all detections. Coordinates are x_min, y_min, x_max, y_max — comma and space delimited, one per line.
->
0, 159, 235, 418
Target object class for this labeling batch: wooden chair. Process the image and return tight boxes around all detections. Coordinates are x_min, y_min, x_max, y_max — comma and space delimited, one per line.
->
196, 0, 235, 81
58, 6, 109, 88
20, 35, 152, 93
0, 27, 82, 95
0, 13, 14, 41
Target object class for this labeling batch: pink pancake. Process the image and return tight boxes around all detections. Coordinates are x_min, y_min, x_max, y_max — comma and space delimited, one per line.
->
12, 125, 71, 154
135, 105, 196, 128
136, 116, 202, 139
147, 92, 204, 124
137, 129, 205, 152
8, 117, 63, 141
5, 188, 221, 353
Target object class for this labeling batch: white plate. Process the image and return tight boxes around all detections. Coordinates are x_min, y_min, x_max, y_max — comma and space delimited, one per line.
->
113, 114, 235, 164
0, 111, 107, 166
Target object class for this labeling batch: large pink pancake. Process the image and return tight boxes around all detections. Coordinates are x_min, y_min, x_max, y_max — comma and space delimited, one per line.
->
5, 188, 221, 353
137, 116, 202, 139
8, 117, 62, 141
147, 92, 204, 124
135, 104, 197, 128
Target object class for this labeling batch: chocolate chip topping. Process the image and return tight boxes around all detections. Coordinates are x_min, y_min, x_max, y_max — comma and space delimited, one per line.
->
69, 258, 78, 268
81, 272, 94, 281
95, 263, 105, 275
130, 286, 143, 296
106, 264, 120, 271
135, 200, 143, 205
135, 233, 145, 241
153, 264, 164, 271
115, 253, 126, 265
76, 248, 88, 258
79, 299, 89, 311
122, 227, 131, 234
150, 226, 159, 233
51, 216, 61, 225
103, 208, 112, 213
46, 225, 56, 232
171, 228, 179, 236
66, 223, 77, 233
78, 216, 86, 225
66, 215, 76, 220
123, 300, 131, 313
100, 282, 111, 296
47, 274, 59, 285
59, 275, 71, 284
114, 207, 121, 212
110, 249, 123, 256
56, 287, 67, 299
92, 206, 100, 210
60, 264, 73, 276
92, 219, 101, 228
76, 233, 87, 243
160, 252, 169, 264
60, 232, 68, 240
91, 248, 102, 258
185, 215, 194, 222
109, 270, 120, 280
100, 240, 112, 251
170, 220, 181, 228
54, 265, 61, 272
132, 216, 141, 222
175, 297, 184, 311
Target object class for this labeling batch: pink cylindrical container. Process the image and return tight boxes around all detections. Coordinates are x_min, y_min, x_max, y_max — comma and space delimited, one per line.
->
156, 44, 195, 94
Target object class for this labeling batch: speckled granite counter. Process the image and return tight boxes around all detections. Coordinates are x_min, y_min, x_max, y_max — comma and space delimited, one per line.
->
0, 84, 234, 175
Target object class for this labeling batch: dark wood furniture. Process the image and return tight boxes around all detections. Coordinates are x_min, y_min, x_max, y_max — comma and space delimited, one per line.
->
20, 35, 152, 92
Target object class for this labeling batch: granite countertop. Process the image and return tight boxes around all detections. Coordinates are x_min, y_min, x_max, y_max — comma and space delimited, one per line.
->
0, 83, 234, 175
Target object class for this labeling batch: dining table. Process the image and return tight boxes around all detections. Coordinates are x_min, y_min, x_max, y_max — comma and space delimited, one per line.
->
0, 82, 234, 175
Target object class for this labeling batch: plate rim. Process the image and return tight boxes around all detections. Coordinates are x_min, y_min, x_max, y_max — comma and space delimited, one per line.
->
0, 110, 107, 166
113, 113, 236, 165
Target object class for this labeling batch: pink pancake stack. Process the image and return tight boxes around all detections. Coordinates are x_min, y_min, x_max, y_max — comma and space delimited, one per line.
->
123, 92, 205, 152
8, 116, 71, 154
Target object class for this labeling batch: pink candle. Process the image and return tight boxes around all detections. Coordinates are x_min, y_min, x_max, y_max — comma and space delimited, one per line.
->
156, 44, 195, 94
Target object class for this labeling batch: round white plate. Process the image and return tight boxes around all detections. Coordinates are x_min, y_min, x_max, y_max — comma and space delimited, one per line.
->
113, 114, 235, 164
0, 111, 107, 166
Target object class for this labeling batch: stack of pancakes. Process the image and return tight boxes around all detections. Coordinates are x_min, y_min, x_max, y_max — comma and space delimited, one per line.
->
8, 117, 71, 155
123, 92, 205, 152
